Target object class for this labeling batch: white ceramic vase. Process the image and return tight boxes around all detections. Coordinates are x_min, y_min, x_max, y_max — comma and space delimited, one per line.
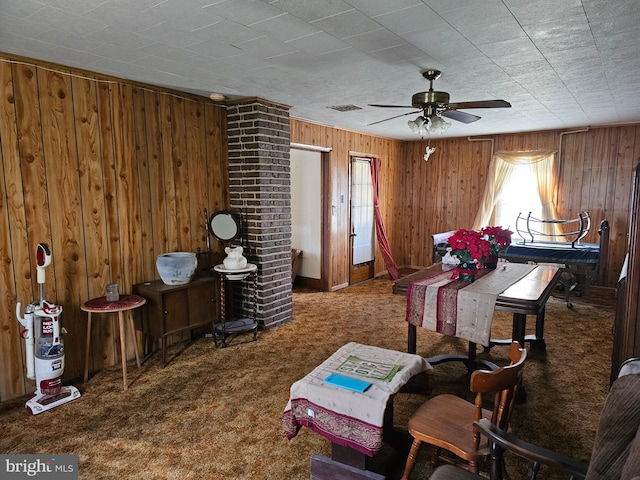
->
156, 252, 198, 285
223, 246, 248, 270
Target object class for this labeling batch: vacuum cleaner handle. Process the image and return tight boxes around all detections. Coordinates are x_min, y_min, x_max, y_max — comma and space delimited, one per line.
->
36, 243, 52, 285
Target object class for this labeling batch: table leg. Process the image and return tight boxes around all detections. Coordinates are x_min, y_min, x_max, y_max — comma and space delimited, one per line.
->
511, 313, 528, 403
488, 310, 547, 352
219, 273, 227, 348
331, 395, 415, 469
162, 337, 167, 368
512, 313, 526, 347
532, 307, 547, 351
118, 311, 128, 390
331, 444, 366, 470
410, 324, 498, 371
84, 312, 92, 383
426, 342, 498, 372
408, 324, 417, 354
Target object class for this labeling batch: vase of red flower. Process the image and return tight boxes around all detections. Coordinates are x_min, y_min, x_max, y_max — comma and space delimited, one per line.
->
447, 228, 491, 281
480, 226, 513, 269
457, 262, 479, 282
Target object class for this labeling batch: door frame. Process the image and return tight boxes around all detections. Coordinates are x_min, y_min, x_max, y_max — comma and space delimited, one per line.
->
348, 152, 376, 285
290, 143, 331, 291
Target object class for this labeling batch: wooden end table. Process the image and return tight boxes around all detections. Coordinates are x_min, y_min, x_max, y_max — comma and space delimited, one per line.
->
82, 294, 146, 390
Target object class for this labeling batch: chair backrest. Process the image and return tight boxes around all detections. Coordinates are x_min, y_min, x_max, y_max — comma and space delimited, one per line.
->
469, 341, 527, 450
463, 358, 640, 480
432, 230, 456, 262
618, 357, 640, 377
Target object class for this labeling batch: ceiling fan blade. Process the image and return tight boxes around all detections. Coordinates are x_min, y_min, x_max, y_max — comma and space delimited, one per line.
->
368, 110, 421, 126
441, 110, 481, 124
448, 100, 511, 110
368, 104, 415, 109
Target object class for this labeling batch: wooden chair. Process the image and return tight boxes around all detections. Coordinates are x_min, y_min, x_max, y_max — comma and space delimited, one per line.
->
429, 358, 640, 480
401, 341, 527, 479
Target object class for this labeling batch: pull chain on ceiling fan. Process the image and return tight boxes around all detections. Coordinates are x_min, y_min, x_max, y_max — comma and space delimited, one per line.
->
368, 70, 511, 133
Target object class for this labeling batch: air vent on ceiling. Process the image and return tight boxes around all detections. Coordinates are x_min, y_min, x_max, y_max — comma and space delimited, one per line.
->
328, 104, 363, 112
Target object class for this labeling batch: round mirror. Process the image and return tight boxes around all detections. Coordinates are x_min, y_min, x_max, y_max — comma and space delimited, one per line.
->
209, 211, 240, 242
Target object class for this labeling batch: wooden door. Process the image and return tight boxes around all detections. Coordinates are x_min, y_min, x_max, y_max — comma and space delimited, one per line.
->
349, 157, 375, 284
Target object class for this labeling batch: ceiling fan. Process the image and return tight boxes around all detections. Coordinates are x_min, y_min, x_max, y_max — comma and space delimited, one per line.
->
368, 70, 511, 132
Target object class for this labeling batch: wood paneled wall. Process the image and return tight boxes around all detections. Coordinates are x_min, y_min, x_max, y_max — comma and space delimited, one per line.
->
400, 126, 640, 288
0, 55, 228, 401
291, 120, 640, 293
290, 119, 406, 289
1, 53, 638, 403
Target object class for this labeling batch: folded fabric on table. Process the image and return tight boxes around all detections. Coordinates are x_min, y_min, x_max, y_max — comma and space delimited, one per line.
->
282, 342, 433, 456
406, 264, 536, 346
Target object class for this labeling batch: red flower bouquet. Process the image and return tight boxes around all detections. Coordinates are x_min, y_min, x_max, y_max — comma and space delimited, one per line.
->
447, 228, 491, 279
481, 226, 513, 256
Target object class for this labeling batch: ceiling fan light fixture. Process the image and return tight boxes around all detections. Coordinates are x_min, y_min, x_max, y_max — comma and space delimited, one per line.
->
408, 115, 430, 135
408, 113, 449, 136
429, 114, 451, 134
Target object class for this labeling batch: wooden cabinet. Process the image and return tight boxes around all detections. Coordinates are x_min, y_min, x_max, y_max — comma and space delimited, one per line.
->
133, 275, 217, 367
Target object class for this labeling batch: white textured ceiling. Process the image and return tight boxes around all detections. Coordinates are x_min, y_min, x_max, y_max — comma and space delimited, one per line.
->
1, 0, 639, 140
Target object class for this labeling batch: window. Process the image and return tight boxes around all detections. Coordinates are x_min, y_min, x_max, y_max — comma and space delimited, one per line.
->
473, 150, 560, 239
494, 163, 543, 232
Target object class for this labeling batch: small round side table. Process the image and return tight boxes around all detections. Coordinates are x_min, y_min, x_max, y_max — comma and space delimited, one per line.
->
82, 294, 146, 390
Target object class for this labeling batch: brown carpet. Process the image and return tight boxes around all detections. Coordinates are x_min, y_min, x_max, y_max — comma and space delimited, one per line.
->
0, 274, 615, 479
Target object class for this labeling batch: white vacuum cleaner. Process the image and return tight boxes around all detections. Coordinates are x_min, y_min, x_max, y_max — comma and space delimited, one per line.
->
16, 243, 81, 415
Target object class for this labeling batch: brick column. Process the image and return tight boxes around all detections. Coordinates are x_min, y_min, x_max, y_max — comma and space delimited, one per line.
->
226, 98, 292, 328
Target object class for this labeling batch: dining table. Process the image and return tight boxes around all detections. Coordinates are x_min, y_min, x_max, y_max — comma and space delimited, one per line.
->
393, 262, 561, 368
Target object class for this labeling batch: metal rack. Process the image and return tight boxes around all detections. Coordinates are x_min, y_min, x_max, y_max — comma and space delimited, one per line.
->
212, 263, 258, 347
515, 211, 591, 247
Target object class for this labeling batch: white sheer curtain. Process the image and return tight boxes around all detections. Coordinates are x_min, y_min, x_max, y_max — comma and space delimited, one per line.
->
472, 150, 560, 236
